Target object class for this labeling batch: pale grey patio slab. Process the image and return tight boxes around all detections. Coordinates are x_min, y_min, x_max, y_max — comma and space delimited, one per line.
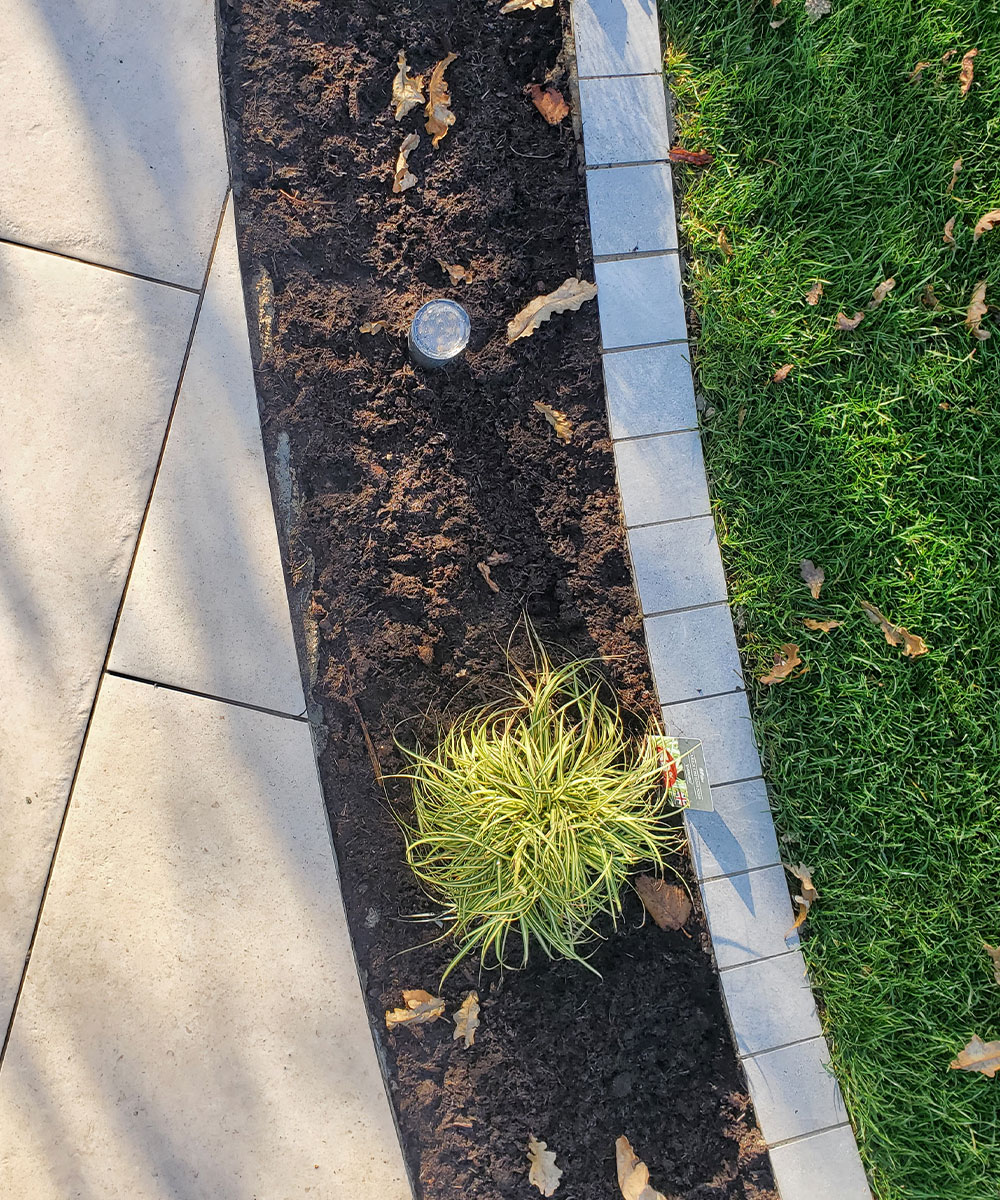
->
768, 1126, 873, 1199
627, 517, 728, 614
0, 0, 229, 286
661, 690, 763, 785
0, 241, 195, 1034
645, 606, 744, 703
595, 254, 687, 349
699, 865, 799, 969
578, 75, 671, 166
720, 951, 823, 1058
110, 196, 305, 715
588, 164, 677, 256
603, 344, 698, 439
614, 432, 710, 526
742, 1038, 847, 1145
571, 0, 662, 78
686, 778, 780, 881
0, 676, 411, 1200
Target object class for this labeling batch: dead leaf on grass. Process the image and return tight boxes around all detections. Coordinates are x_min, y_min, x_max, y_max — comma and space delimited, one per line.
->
501, 0, 554, 11
452, 991, 480, 1047
947, 157, 963, 194
860, 601, 930, 657
425, 53, 458, 148
983, 944, 1000, 988
668, 146, 715, 166
800, 559, 825, 599
760, 643, 803, 685
868, 277, 896, 309
770, 15, 788, 27
534, 401, 572, 442
392, 132, 420, 193
635, 876, 691, 931
528, 83, 569, 124
360, 320, 388, 334
718, 227, 734, 257
950, 1035, 1000, 1077
393, 51, 425, 120
385, 989, 445, 1030
616, 1136, 668, 1200
805, 280, 824, 305
803, 617, 842, 633
835, 311, 864, 331
785, 862, 818, 936
438, 259, 472, 285
507, 277, 597, 343
922, 283, 940, 309
805, 0, 831, 22
909, 61, 932, 82
772, 363, 794, 383
942, 49, 957, 63
959, 48, 978, 96
527, 1136, 562, 1196
943, 216, 957, 245
973, 209, 1000, 242
966, 280, 990, 341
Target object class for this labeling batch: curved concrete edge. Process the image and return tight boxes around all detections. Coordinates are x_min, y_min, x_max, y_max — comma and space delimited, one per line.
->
568, 1, 872, 1196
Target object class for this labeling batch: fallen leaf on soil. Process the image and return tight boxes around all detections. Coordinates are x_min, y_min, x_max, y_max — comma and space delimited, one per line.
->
800, 559, 825, 599
393, 51, 425, 120
835, 310, 864, 331
805, 0, 831, 22
534, 401, 572, 442
452, 991, 480, 1047
668, 147, 715, 166
760, 643, 803, 685
385, 989, 445, 1030
501, 0, 554, 10
360, 320, 388, 334
922, 283, 940, 309
507, 277, 597, 343
868, 277, 895, 309
392, 132, 420, 193
528, 83, 569, 125
966, 280, 990, 341
527, 1136, 562, 1196
959, 48, 978, 96
973, 209, 1000, 242
909, 61, 932, 81
785, 862, 818, 935
772, 363, 794, 383
616, 1136, 668, 1200
425, 53, 458, 148
805, 280, 823, 305
943, 216, 957, 245
947, 157, 963, 193
983, 944, 1000, 987
477, 561, 500, 592
803, 617, 842, 632
859, 601, 930, 657
950, 1035, 1000, 1077
438, 259, 471, 285
635, 876, 691, 930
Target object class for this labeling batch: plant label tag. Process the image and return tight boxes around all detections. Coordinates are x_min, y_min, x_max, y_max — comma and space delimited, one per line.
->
658, 736, 714, 812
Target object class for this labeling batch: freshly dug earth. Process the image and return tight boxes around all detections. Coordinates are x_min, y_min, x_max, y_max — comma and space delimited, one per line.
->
220, 1, 776, 1196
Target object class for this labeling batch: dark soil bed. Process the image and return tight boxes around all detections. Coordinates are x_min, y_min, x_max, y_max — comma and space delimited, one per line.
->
219, 1, 776, 1196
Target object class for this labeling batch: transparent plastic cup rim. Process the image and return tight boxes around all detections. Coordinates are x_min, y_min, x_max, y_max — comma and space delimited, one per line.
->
408, 299, 471, 367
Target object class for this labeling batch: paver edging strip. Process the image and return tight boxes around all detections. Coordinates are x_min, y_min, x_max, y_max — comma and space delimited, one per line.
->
566, 0, 873, 1196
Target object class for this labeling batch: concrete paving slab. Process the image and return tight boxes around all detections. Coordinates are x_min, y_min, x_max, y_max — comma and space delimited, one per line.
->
627, 517, 728, 614
720, 951, 823, 1057
579, 75, 671, 166
571, 0, 662, 78
686, 778, 781, 881
699, 865, 799, 969
587, 164, 677, 256
660, 691, 762, 785
0, 0, 229, 287
0, 676, 410, 1200
742, 1038, 847, 1145
645, 606, 744, 702
110, 197, 305, 714
595, 254, 687, 349
602, 344, 698, 439
0, 243, 195, 1034
768, 1125, 873, 1199
614, 432, 710, 526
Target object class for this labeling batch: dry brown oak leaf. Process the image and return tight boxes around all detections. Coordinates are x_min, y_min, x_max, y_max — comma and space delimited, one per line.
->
859, 601, 930, 657
947, 157, 963, 193
385, 989, 445, 1030
805, 280, 824, 305
635, 876, 691, 930
785, 862, 819, 936
616, 1136, 669, 1200
800, 558, 825, 599
438, 259, 471, 285
950, 1035, 1000, 1077
772, 363, 794, 383
527, 1136, 562, 1196
869, 277, 896, 308
360, 320, 388, 334
909, 61, 932, 81
984, 943, 1000, 988
944, 216, 957, 245
393, 132, 419, 193
803, 617, 842, 633
973, 209, 1000, 242
508, 277, 597, 343
966, 280, 990, 340
501, 0, 554, 10
760, 643, 803, 685
836, 310, 864, 331
668, 147, 714, 166
534, 401, 572, 443
452, 991, 480, 1047
392, 51, 424, 120
959, 48, 978, 96
425, 53, 458, 148
528, 83, 569, 125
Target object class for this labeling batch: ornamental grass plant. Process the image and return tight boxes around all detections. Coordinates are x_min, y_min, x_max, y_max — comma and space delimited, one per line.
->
399, 640, 682, 979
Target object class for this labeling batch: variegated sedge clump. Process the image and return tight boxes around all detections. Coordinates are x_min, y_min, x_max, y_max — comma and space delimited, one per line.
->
399, 643, 682, 979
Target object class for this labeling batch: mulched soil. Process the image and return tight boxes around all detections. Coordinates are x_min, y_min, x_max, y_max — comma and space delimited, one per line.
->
219, 1, 776, 1196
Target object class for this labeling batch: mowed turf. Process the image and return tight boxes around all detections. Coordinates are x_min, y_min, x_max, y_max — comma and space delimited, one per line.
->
660, 3, 1000, 1197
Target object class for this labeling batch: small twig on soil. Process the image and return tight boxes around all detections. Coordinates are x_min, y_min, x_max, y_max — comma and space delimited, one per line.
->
277, 187, 336, 207
351, 696, 384, 786
508, 146, 555, 160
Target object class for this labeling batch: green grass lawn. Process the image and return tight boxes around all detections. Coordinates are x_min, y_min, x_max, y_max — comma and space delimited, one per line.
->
659, 2, 1000, 1197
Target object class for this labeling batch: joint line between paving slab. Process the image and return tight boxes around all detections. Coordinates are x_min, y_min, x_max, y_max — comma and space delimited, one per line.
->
701, 861, 784, 888
0, 192, 231, 1068
613, 426, 699, 442
594, 248, 679, 265
0, 236, 202, 294
105, 670, 309, 722
627, 511, 712, 532
767, 1121, 852, 1151
739, 1032, 827, 1062
643, 598, 730, 619
661, 686, 745, 707
601, 337, 688, 354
